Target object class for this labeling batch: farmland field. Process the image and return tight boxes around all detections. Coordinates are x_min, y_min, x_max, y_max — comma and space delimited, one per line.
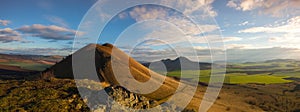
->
167, 70, 295, 84
0, 53, 61, 72
167, 60, 300, 84
0, 61, 51, 71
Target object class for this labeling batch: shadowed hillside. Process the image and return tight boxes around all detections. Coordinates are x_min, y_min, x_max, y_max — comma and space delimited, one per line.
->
0, 65, 39, 80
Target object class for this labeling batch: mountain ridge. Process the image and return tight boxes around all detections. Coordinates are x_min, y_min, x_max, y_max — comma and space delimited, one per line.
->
141, 56, 211, 71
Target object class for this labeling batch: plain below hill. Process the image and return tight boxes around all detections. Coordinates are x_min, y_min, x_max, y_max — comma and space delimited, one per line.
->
0, 53, 62, 71
0, 53, 63, 80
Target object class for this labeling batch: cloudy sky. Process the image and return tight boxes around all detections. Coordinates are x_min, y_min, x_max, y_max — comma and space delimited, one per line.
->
0, 0, 299, 62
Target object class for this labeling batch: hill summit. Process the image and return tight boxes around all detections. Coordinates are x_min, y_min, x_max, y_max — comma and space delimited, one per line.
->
42, 43, 180, 100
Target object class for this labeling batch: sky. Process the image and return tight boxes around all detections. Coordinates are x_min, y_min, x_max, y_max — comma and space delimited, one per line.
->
0, 0, 299, 62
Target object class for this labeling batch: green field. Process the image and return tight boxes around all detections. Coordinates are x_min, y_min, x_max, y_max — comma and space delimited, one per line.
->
167, 70, 297, 84
272, 72, 300, 78
226, 73, 292, 84
0, 61, 51, 71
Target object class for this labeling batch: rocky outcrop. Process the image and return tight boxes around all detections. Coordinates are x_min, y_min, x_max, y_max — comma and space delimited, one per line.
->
77, 84, 195, 112
78, 85, 158, 111
104, 85, 158, 109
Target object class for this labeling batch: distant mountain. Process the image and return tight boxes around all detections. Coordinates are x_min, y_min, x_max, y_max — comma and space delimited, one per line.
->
141, 56, 211, 71
264, 59, 300, 63
228, 58, 300, 64
0, 53, 63, 65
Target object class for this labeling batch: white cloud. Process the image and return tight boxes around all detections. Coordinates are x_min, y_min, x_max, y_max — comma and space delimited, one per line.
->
269, 33, 300, 48
128, 6, 168, 22
17, 24, 81, 41
0, 28, 22, 43
226, 0, 238, 9
227, 0, 300, 17
205, 35, 241, 43
141, 26, 241, 46
118, 12, 128, 19
239, 16, 300, 33
118, 1, 219, 34
226, 0, 261, 11
198, 25, 219, 33
126, 0, 218, 20
225, 44, 253, 49
238, 21, 253, 26
112, 1, 221, 53
167, 17, 219, 35
118, 14, 221, 47
240, 16, 300, 49
45, 16, 69, 28
220, 36, 242, 42
126, 44, 300, 62
126, 4, 217, 23
0, 19, 10, 26
187, 35, 242, 44
239, 0, 256, 11
133, 16, 239, 46
162, 0, 217, 17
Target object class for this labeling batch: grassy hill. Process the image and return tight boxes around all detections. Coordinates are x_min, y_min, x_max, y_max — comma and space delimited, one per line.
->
42, 43, 182, 101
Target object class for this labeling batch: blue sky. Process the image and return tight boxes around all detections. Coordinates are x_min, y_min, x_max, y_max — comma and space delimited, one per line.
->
0, 0, 299, 62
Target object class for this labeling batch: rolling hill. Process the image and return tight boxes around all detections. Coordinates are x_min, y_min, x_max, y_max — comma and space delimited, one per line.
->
42, 43, 182, 101
141, 57, 211, 71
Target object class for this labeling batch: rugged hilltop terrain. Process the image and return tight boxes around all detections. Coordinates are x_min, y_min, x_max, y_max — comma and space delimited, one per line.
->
42, 43, 181, 100
40, 43, 199, 111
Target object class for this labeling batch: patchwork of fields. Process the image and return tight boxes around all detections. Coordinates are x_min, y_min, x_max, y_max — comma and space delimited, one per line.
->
0, 53, 61, 71
167, 70, 295, 84
0, 61, 51, 71
0, 54, 299, 85
167, 59, 300, 84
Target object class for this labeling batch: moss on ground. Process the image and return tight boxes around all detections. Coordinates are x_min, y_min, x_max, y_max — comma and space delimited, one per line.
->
0, 79, 89, 111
